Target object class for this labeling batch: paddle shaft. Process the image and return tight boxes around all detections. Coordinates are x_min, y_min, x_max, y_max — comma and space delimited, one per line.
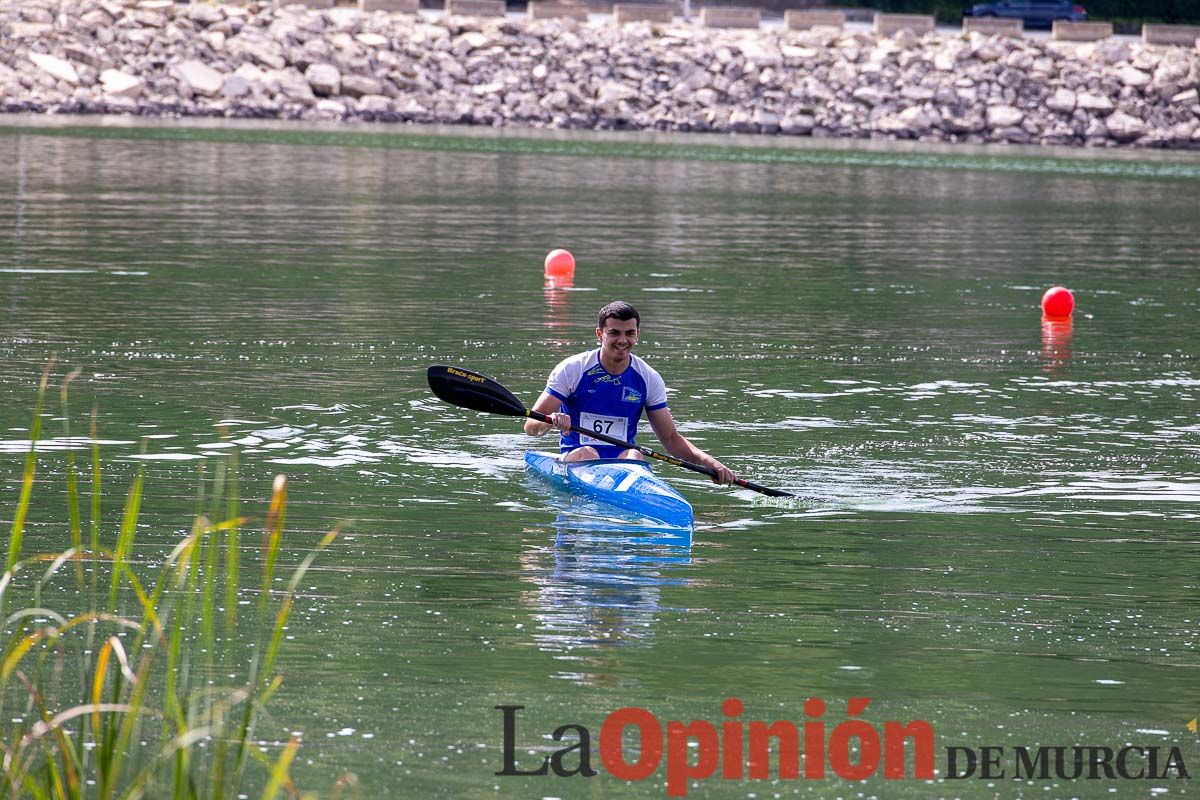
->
527, 409, 790, 497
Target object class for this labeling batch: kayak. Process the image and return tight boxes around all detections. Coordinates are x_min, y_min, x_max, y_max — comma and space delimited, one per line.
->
524, 451, 694, 530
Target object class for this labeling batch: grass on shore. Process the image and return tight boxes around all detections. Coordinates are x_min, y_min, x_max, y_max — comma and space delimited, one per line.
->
1, 360, 340, 799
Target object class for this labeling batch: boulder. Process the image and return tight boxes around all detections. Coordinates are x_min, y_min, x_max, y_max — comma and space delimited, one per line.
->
173, 60, 224, 97
1105, 110, 1146, 141
1076, 92, 1115, 114
221, 74, 251, 99
29, 53, 80, 86
944, 112, 985, 133
356, 32, 389, 47
596, 80, 639, 106
1045, 87, 1076, 113
358, 94, 393, 113
340, 74, 382, 98
315, 98, 348, 117
779, 113, 816, 135
229, 38, 288, 70
10, 22, 54, 39
273, 68, 316, 102
986, 104, 1023, 128
186, 4, 224, 27
1116, 66, 1151, 89
851, 86, 886, 106
752, 108, 780, 132
100, 69, 145, 98
305, 63, 341, 96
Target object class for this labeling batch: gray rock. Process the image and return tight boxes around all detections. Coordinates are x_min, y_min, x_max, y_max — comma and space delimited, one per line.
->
272, 68, 315, 103
315, 98, 347, 117
752, 108, 780, 132
62, 44, 102, 69
358, 94, 392, 113
539, 89, 570, 111
1090, 40, 1130, 66
230, 37, 287, 70
995, 125, 1030, 143
305, 63, 341, 97
340, 74, 381, 98
1105, 110, 1146, 142
1166, 120, 1197, 143
852, 86, 886, 106
1046, 87, 1076, 114
728, 109, 755, 133
1077, 92, 1115, 114
10, 21, 54, 39
986, 104, 1023, 128
186, 4, 223, 27
100, 68, 145, 98
221, 74, 250, 99
901, 85, 935, 102
945, 112, 985, 133
779, 113, 815, 135
1116, 66, 1151, 89
173, 60, 224, 97
29, 53, 80, 86
596, 80, 639, 106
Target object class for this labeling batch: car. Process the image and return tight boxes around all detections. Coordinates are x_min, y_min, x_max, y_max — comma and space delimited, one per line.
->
966, 0, 1087, 28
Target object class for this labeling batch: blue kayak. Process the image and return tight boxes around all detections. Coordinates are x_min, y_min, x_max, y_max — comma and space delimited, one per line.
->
524, 451, 694, 530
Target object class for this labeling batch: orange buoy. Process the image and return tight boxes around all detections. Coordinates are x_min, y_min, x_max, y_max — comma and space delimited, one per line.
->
1041, 286, 1074, 319
544, 249, 576, 279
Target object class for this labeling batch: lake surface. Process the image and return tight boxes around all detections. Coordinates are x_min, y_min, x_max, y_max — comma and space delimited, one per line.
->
1, 117, 1198, 798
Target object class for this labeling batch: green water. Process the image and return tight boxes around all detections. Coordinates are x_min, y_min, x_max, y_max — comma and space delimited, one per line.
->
1, 118, 1198, 798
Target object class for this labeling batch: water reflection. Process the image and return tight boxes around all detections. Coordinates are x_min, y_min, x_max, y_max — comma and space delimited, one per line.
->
518, 520, 692, 678
1040, 316, 1073, 374
542, 275, 575, 347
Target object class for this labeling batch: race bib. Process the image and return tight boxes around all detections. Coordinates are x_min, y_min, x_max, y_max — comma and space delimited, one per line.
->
579, 412, 628, 446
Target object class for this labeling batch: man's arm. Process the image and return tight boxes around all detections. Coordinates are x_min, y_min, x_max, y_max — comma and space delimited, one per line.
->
524, 391, 570, 436
647, 407, 736, 484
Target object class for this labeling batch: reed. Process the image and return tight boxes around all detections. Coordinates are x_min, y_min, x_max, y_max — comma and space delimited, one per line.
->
0, 367, 339, 798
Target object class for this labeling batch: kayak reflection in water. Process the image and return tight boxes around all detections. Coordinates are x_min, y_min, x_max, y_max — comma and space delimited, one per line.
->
522, 300, 737, 485
516, 522, 693, 660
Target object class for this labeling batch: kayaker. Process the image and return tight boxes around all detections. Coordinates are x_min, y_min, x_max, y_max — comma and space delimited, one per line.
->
523, 300, 736, 485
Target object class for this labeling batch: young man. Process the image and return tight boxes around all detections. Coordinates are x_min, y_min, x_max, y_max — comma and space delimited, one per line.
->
524, 300, 736, 485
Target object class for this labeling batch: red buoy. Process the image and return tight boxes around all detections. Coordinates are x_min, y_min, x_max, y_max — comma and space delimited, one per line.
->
1041, 286, 1074, 319
544, 249, 575, 279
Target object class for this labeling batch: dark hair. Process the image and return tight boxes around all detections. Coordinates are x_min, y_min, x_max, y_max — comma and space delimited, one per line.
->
597, 301, 640, 329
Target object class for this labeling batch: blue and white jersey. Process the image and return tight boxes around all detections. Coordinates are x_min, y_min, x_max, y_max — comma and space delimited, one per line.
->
544, 349, 669, 458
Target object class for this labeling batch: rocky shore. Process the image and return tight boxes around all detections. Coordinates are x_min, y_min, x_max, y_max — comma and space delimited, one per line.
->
4, 0, 1200, 148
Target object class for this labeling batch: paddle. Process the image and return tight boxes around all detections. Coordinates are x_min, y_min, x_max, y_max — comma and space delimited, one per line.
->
427, 364, 794, 498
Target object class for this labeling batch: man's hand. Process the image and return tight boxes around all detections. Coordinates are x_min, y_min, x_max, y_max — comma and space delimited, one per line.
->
708, 458, 736, 485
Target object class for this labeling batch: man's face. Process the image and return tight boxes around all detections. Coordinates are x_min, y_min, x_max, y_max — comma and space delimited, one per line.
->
596, 317, 639, 362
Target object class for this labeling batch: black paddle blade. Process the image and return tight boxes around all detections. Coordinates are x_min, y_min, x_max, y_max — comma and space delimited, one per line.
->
427, 365, 528, 418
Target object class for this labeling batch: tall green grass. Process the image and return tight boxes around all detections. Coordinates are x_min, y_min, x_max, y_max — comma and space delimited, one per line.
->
1, 366, 340, 798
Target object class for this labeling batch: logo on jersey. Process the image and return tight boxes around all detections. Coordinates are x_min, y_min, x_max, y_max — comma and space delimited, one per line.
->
621, 387, 642, 404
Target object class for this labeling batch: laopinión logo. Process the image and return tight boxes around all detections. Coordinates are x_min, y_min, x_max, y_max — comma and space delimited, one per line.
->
494, 699, 1190, 797
497, 697, 933, 796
